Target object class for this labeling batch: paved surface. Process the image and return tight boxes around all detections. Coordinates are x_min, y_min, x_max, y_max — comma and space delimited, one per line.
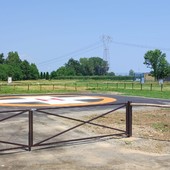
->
0, 93, 170, 109
1, 138, 170, 170
0, 94, 170, 170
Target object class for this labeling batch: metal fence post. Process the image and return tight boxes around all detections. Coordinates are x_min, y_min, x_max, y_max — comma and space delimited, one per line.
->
28, 109, 34, 151
126, 101, 132, 137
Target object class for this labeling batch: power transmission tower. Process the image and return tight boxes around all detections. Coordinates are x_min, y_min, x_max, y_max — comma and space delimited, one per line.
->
102, 35, 112, 67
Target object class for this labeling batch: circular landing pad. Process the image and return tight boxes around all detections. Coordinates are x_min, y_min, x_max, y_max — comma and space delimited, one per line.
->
0, 95, 117, 107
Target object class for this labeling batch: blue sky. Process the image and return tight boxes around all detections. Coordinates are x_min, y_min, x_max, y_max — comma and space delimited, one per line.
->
0, 0, 170, 74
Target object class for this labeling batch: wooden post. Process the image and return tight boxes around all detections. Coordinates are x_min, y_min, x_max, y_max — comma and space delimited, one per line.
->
124, 83, 126, 89
13, 85, 16, 92
40, 84, 42, 91
150, 84, 152, 91
161, 84, 163, 92
86, 83, 88, 89
75, 83, 77, 91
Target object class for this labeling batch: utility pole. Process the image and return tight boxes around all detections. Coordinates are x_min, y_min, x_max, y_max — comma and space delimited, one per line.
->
102, 35, 112, 68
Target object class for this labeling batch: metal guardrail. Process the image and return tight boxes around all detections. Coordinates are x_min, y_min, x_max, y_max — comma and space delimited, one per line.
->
0, 102, 131, 152
1, 101, 169, 152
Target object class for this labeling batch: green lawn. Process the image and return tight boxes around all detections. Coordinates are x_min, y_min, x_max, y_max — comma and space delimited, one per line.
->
0, 80, 170, 99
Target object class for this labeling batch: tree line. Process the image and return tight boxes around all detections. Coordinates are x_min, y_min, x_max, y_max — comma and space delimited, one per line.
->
50, 57, 114, 79
0, 49, 170, 81
0, 52, 39, 81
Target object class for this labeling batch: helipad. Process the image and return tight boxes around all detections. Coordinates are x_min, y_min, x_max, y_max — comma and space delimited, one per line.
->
0, 95, 116, 107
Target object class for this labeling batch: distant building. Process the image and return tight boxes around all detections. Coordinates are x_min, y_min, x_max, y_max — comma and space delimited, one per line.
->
134, 72, 144, 82
144, 73, 155, 81
134, 72, 154, 82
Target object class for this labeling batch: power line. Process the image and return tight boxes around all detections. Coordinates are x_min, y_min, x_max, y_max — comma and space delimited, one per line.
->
37, 41, 102, 67
112, 40, 170, 51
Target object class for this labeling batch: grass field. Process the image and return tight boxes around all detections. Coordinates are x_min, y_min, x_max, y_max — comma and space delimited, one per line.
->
0, 79, 170, 99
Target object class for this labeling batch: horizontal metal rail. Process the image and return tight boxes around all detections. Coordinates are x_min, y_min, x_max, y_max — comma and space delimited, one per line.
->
0, 109, 29, 113
131, 103, 170, 108
34, 104, 126, 146
36, 102, 126, 111
33, 133, 125, 147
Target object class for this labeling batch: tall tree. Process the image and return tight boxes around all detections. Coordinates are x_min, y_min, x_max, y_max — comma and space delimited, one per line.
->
52, 57, 109, 77
30, 63, 39, 80
80, 57, 109, 76
0, 64, 9, 80
0, 53, 5, 64
46, 72, 50, 80
88, 57, 109, 75
129, 69, 135, 76
144, 49, 169, 80
40, 72, 43, 79
5, 52, 21, 65
79, 58, 92, 75
65, 58, 82, 76
20, 60, 31, 80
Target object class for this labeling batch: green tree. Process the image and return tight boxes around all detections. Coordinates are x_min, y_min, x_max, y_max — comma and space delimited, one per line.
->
5, 52, 23, 80
65, 58, 82, 76
30, 63, 39, 80
46, 72, 50, 80
5, 52, 21, 65
0, 53, 5, 64
88, 57, 108, 75
43, 72, 46, 79
107, 72, 115, 76
144, 49, 170, 80
129, 69, 135, 76
50, 71, 57, 79
56, 66, 76, 76
52, 57, 109, 77
79, 58, 92, 75
0, 51, 40, 80
0, 64, 9, 80
7, 65, 23, 80
80, 57, 109, 76
20, 60, 31, 80
40, 72, 43, 79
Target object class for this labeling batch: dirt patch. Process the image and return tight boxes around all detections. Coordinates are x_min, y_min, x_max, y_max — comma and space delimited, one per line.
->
84, 108, 170, 154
